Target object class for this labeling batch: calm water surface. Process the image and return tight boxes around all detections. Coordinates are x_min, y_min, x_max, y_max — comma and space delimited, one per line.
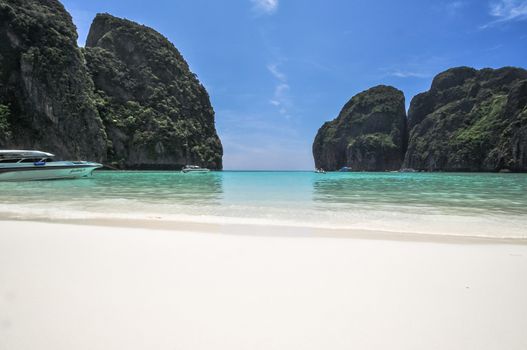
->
1, 171, 526, 237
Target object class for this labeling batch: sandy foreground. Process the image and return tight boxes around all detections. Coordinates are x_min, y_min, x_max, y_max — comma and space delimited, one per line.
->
0, 220, 526, 350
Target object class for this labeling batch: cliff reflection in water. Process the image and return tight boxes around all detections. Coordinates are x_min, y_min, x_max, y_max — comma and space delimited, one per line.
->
312, 172, 527, 215
93, 172, 225, 206
312, 173, 421, 207
0, 171, 225, 207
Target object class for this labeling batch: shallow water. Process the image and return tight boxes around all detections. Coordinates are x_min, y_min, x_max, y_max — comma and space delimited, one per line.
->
1, 171, 526, 238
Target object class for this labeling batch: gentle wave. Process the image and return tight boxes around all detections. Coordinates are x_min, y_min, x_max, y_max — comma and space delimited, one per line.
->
0, 202, 525, 239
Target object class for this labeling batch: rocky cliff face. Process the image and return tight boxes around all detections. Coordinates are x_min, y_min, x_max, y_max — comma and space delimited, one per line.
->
0, 3, 222, 169
84, 14, 223, 169
0, 0, 107, 160
314, 67, 527, 172
313, 85, 407, 171
404, 67, 527, 171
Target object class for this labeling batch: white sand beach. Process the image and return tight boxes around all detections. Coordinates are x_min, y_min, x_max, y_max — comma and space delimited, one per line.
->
1, 220, 526, 350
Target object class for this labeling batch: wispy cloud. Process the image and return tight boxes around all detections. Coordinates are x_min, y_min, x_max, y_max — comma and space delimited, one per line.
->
379, 55, 451, 81
386, 70, 432, 79
267, 63, 286, 81
251, 0, 279, 15
267, 63, 293, 118
481, 0, 527, 28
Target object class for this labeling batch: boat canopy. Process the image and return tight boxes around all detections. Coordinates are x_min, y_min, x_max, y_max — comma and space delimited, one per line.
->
0, 150, 55, 160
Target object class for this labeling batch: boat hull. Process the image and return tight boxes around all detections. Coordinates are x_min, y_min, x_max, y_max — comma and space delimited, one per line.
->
181, 169, 210, 173
0, 164, 101, 181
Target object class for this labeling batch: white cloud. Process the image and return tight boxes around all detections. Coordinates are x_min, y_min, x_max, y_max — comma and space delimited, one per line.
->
490, 0, 527, 18
267, 63, 286, 81
388, 70, 431, 79
270, 83, 292, 118
251, 0, 279, 15
481, 0, 527, 28
266, 63, 292, 118
379, 55, 451, 81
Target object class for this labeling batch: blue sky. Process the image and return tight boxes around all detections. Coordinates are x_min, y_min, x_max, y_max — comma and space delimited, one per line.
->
61, 0, 527, 170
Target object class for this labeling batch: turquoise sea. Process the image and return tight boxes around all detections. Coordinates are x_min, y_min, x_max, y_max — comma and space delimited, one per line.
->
1, 171, 526, 238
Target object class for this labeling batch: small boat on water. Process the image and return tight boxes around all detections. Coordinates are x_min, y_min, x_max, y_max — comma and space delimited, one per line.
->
0, 150, 102, 181
339, 166, 352, 172
315, 168, 326, 174
181, 165, 210, 173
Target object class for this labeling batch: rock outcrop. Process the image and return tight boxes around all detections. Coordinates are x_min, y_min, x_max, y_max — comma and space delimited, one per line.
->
313, 85, 407, 171
404, 67, 527, 171
0, 2, 222, 169
0, 0, 107, 160
84, 14, 223, 169
313, 67, 527, 172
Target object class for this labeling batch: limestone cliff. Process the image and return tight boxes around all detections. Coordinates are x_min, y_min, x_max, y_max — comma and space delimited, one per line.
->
84, 14, 223, 169
0, 0, 107, 160
404, 67, 527, 171
313, 85, 407, 171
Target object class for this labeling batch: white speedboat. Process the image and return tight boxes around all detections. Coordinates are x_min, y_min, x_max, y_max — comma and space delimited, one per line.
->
0, 150, 103, 181
181, 165, 210, 173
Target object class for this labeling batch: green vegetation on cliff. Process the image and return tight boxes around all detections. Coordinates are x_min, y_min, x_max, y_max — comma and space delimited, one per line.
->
0, 103, 11, 139
314, 67, 527, 172
0, 0, 107, 160
84, 14, 222, 169
313, 85, 407, 171
0, 2, 222, 169
404, 67, 527, 171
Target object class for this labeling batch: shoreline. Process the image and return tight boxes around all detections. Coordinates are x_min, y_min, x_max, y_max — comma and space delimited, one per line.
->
1, 217, 526, 245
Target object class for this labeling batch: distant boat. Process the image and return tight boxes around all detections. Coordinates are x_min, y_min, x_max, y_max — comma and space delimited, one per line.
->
339, 166, 352, 172
181, 165, 210, 173
0, 150, 102, 181
315, 168, 326, 174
